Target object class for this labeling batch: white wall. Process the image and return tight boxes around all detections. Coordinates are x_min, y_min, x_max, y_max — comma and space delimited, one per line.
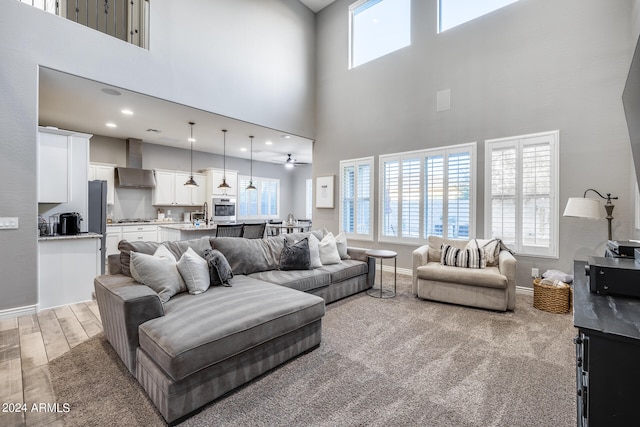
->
0, 0, 315, 312
313, 0, 637, 285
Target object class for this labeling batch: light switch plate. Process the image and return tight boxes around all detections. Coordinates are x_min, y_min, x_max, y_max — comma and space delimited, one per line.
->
0, 217, 19, 229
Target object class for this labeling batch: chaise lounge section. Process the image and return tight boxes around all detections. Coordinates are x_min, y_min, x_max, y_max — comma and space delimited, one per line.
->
95, 232, 374, 423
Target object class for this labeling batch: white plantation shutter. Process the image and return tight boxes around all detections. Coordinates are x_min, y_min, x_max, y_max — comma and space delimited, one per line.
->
402, 157, 421, 238
382, 158, 400, 237
342, 164, 355, 233
339, 157, 373, 240
356, 162, 371, 235
490, 146, 517, 246
485, 131, 558, 257
447, 151, 471, 239
425, 155, 444, 237
380, 143, 475, 243
522, 143, 551, 249
237, 176, 279, 219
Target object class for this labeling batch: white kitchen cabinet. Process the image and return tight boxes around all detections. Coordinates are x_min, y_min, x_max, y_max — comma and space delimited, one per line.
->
152, 170, 176, 205
38, 236, 100, 310
38, 130, 70, 203
153, 170, 206, 206
106, 225, 122, 255
89, 163, 116, 205
188, 173, 207, 205
207, 169, 238, 197
121, 224, 159, 242
174, 172, 194, 205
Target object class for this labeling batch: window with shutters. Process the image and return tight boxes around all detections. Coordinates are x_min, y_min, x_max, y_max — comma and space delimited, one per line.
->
340, 157, 374, 240
485, 131, 559, 258
380, 143, 475, 243
237, 176, 279, 220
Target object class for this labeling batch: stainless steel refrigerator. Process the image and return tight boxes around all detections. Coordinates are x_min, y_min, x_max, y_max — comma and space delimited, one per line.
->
88, 180, 108, 275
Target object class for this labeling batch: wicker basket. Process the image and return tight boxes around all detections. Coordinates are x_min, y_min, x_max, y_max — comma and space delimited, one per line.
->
533, 278, 570, 314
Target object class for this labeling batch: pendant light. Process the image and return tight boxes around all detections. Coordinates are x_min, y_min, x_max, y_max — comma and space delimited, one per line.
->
246, 135, 257, 190
219, 129, 231, 189
184, 122, 198, 187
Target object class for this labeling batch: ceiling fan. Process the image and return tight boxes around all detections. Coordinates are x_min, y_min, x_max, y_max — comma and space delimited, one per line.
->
285, 154, 309, 168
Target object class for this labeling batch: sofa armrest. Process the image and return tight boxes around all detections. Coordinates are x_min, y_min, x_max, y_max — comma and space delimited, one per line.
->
498, 250, 517, 310
412, 245, 429, 295
94, 274, 164, 375
107, 254, 122, 275
347, 247, 376, 289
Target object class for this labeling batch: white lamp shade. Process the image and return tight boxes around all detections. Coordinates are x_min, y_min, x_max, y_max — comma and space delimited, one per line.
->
563, 197, 601, 219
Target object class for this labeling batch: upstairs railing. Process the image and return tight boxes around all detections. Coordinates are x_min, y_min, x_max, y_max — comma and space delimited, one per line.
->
18, 0, 149, 49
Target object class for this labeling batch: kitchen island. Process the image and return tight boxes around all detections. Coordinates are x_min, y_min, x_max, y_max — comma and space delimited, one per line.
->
38, 232, 101, 310
158, 223, 217, 241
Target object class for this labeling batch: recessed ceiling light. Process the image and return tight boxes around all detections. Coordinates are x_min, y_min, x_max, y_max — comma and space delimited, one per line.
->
240, 147, 247, 152
281, 135, 291, 139
106, 122, 117, 128
121, 109, 134, 115
101, 88, 121, 96
265, 141, 273, 145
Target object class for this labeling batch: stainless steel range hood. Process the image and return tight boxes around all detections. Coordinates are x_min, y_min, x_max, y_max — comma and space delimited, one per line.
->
116, 139, 156, 188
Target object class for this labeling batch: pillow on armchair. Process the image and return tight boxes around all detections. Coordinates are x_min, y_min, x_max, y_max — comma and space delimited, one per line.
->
440, 243, 486, 269
465, 238, 502, 265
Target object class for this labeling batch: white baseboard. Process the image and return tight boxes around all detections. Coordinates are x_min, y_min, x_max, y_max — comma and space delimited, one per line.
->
378, 264, 412, 276
516, 286, 534, 296
0, 304, 37, 320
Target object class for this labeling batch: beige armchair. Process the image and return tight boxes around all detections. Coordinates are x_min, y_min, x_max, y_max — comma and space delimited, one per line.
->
412, 236, 516, 311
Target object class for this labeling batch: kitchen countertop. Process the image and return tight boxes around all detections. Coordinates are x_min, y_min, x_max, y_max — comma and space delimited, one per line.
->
38, 232, 103, 241
158, 223, 217, 231
107, 220, 189, 226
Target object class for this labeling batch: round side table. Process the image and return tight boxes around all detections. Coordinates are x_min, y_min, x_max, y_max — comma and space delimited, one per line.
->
365, 249, 397, 299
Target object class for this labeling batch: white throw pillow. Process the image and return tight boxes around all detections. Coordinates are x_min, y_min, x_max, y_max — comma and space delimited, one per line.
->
177, 247, 210, 295
335, 231, 349, 260
318, 232, 341, 265
307, 233, 323, 268
130, 248, 187, 303
154, 244, 176, 260
465, 238, 501, 266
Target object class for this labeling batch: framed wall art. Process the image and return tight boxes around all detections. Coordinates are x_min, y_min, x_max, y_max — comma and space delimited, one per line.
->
316, 175, 334, 208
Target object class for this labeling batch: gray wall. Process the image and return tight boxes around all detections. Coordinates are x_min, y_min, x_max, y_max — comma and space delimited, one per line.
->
313, 0, 637, 286
0, 0, 315, 312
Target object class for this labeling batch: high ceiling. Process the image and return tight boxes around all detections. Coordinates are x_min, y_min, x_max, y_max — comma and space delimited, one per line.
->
299, 0, 336, 13
38, 68, 314, 165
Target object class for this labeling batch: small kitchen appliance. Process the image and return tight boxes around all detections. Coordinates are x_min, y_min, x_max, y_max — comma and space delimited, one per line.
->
58, 212, 82, 235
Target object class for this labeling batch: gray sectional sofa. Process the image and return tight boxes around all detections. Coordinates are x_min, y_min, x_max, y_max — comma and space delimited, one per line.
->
94, 232, 374, 423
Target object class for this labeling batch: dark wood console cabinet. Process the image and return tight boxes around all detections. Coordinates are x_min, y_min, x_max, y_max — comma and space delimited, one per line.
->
573, 260, 640, 426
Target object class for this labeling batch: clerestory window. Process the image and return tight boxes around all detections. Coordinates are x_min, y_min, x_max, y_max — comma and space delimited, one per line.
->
438, 0, 521, 33
349, 0, 411, 69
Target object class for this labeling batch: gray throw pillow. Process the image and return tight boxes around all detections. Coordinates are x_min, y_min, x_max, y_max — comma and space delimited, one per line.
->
279, 238, 311, 271
118, 240, 162, 277
177, 247, 210, 295
203, 248, 233, 287
130, 247, 186, 303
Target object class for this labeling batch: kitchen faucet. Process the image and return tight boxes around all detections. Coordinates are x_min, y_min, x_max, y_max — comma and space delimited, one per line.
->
203, 202, 209, 225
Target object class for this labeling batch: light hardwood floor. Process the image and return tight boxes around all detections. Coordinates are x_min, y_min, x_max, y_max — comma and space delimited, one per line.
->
0, 301, 103, 427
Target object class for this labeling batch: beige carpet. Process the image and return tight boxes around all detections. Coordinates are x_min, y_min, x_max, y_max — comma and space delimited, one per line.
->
49, 273, 576, 426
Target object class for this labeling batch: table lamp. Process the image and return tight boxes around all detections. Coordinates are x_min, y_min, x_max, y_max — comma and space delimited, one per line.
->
563, 189, 618, 240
